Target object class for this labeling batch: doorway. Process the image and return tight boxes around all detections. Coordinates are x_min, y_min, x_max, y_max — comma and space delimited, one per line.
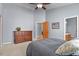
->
64, 16, 77, 41
35, 21, 48, 40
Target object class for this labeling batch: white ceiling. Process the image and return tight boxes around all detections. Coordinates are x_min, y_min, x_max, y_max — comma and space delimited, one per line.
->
45, 3, 72, 10
17, 3, 73, 10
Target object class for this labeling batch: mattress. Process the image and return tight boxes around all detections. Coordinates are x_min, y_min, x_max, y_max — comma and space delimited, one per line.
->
26, 38, 65, 56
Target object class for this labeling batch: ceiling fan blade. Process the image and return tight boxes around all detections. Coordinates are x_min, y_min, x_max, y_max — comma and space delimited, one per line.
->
42, 6, 46, 10
35, 7, 38, 10
43, 3, 50, 5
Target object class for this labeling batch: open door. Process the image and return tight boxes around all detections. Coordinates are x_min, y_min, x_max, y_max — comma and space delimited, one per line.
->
42, 21, 48, 38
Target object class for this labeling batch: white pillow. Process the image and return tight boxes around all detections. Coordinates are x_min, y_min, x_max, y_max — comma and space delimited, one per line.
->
55, 40, 79, 56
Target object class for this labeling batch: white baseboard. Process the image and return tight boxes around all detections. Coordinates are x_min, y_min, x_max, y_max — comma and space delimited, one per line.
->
0, 42, 13, 47
32, 38, 37, 41
0, 45, 2, 48
3, 42, 13, 45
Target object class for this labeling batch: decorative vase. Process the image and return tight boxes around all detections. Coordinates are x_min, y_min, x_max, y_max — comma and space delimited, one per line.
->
16, 27, 21, 31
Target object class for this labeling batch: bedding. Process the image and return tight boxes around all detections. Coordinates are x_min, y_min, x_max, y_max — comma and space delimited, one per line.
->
26, 38, 65, 56
55, 40, 79, 56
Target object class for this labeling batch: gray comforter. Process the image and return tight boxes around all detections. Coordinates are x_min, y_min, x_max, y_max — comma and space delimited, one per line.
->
26, 38, 65, 56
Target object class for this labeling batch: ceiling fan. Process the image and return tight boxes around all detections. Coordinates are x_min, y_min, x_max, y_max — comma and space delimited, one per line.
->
30, 3, 50, 10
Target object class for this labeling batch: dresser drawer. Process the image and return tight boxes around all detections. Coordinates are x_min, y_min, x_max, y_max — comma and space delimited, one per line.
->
14, 31, 32, 44
65, 34, 72, 41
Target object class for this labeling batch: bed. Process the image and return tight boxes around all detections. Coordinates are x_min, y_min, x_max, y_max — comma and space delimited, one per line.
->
26, 38, 65, 56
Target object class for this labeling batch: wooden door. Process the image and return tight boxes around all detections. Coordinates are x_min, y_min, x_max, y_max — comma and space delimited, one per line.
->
42, 21, 48, 38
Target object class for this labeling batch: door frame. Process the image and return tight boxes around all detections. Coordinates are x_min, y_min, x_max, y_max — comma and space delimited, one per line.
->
35, 20, 47, 40
64, 16, 78, 40
0, 16, 3, 47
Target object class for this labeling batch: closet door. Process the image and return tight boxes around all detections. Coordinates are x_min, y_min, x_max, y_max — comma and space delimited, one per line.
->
43, 21, 48, 38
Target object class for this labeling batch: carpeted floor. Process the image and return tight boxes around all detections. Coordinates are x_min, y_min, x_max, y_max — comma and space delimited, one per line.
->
0, 41, 31, 56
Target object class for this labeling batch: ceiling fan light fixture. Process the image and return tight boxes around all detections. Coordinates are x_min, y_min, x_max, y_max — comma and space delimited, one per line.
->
37, 4, 43, 8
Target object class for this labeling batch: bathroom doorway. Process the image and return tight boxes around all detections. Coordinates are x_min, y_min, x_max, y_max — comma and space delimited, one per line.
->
64, 16, 78, 41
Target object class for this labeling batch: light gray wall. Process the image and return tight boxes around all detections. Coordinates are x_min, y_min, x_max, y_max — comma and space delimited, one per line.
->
0, 4, 2, 14
46, 4, 79, 40
34, 9, 46, 22
0, 4, 3, 45
0, 3, 46, 43
2, 3, 79, 43
2, 4, 34, 43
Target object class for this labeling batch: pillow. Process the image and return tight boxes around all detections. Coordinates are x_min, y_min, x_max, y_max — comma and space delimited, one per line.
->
55, 40, 79, 56
72, 51, 79, 56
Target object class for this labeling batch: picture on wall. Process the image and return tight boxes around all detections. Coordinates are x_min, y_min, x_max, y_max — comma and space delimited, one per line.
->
52, 22, 60, 29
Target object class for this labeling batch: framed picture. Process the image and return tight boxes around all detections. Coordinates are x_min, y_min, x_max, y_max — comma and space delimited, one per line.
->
52, 22, 60, 29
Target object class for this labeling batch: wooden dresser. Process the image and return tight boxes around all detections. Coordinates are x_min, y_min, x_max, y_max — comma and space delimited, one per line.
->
14, 31, 32, 44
